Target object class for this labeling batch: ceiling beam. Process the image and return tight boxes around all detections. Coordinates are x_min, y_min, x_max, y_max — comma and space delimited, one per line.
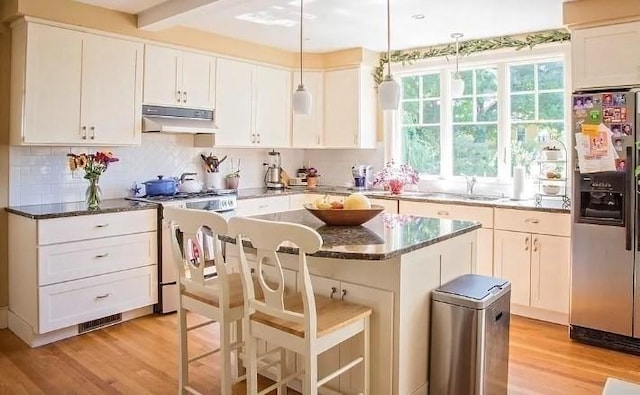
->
137, 0, 220, 31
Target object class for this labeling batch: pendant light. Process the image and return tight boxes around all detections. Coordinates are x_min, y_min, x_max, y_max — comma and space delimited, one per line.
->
378, 0, 400, 110
451, 33, 465, 98
292, 0, 312, 115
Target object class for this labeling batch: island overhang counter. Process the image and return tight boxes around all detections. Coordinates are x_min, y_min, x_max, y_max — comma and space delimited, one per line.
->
224, 209, 481, 395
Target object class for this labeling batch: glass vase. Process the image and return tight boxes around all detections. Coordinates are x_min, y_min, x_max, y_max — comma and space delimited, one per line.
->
388, 179, 404, 194
86, 177, 102, 210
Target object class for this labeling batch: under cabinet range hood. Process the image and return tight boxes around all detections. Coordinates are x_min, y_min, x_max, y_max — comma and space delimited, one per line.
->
142, 105, 218, 134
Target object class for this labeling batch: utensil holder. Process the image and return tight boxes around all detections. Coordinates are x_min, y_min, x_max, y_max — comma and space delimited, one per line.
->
205, 172, 224, 190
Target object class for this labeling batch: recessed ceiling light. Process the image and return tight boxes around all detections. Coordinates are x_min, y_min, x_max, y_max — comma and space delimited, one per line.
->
412, 14, 425, 20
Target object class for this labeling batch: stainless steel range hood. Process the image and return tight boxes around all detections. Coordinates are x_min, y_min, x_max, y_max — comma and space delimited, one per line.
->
142, 105, 218, 134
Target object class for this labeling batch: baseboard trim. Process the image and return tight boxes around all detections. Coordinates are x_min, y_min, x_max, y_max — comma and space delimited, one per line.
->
511, 304, 568, 325
0, 306, 7, 329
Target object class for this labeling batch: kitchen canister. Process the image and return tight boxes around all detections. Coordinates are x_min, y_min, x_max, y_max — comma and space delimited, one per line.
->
205, 172, 224, 190
512, 166, 526, 200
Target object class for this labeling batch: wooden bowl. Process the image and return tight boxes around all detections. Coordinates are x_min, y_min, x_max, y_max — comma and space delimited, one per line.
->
304, 204, 384, 226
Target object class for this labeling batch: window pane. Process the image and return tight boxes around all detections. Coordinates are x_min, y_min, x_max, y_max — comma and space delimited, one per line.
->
510, 65, 535, 92
402, 126, 441, 175
402, 101, 419, 124
475, 68, 498, 94
511, 94, 535, 120
538, 92, 564, 120
422, 100, 440, 123
538, 61, 563, 90
422, 74, 440, 98
510, 124, 539, 175
453, 124, 498, 177
477, 96, 498, 122
453, 70, 474, 96
402, 76, 419, 100
453, 98, 473, 122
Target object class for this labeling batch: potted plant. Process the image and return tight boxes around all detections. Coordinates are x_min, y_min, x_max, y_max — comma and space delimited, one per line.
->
225, 158, 241, 190
306, 167, 320, 188
541, 146, 562, 160
372, 161, 419, 194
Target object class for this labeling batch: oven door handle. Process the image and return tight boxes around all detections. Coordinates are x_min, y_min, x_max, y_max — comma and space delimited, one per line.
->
625, 146, 633, 251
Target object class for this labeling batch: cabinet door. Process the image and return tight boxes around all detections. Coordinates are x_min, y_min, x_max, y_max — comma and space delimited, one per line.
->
214, 58, 253, 146
338, 281, 393, 395
324, 68, 359, 148
476, 228, 494, 276
22, 24, 83, 144
292, 71, 324, 147
143, 45, 181, 107
530, 234, 570, 314
255, 65, 291, 147
572, 22, 640, 90
494, 230, 531, 306
181, 51, 215, 110
81, 34, 142, 145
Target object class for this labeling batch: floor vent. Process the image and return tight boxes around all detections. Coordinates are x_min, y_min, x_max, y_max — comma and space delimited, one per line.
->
78, 313, 122, 334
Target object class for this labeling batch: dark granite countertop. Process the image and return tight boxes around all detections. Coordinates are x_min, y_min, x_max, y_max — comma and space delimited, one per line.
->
5, 199, 159, 219
236, 186, 571, 214
225, 209, 481, 261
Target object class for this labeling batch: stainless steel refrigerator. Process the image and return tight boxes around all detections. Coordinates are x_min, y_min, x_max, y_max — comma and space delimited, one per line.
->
570, 89, 640, 353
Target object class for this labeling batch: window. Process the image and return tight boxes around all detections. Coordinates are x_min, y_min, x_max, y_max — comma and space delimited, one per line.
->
397, 50, 568, 181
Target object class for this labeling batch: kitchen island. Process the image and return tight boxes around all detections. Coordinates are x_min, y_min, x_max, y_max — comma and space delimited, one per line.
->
225, 209, 481, 395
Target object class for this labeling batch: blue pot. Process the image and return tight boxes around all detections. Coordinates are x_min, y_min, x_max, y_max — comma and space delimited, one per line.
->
144, 175, 178, 196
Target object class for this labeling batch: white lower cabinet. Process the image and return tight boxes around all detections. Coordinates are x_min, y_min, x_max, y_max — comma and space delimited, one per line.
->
8, 209, 158, 347
309, 274, 393, 395
493, 230, 570, 320
235, 196, 290, 217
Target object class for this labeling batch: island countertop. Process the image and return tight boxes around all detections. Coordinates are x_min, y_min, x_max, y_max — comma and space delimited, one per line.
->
228, 209, 480, 261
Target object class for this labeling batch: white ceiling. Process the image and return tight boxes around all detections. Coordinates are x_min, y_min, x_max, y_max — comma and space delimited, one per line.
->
74, 0, 565, 53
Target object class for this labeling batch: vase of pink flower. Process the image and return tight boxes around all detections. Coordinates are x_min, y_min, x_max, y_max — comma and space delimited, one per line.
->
373, 161, 420, 194
67, 151, 119, 209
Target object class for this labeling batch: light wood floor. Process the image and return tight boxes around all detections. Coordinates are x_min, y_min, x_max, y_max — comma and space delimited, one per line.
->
1, 314, 639, 394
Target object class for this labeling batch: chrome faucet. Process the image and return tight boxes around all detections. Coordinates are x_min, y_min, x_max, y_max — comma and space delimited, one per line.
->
465, 176, 477, 195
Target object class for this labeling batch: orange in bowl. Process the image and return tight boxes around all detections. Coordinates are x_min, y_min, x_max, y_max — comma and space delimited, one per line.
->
304, 204, 384, 226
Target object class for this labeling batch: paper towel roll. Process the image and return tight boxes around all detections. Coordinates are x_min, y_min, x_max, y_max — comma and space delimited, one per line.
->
512, 166, 526, 200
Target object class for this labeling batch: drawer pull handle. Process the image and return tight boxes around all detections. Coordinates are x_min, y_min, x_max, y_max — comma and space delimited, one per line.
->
258, 204, 268, 209
341, 289, 347, 301
95, 224, 109, 228
95, 253, 109, 258
95, 293, 111, 300
524, 218, 539, 224
524, 236, 530, 251
330, 286, 337, 299
437, 210, 450, 216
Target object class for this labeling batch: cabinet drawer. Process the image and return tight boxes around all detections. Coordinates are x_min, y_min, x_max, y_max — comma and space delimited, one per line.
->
370, 198, 398, 213
289, 193, 324, 209
400, 201, 493, 228
235, 196, 290, 217
38, 210, 157, 245
494, 209, 570, 237
38, 232, 157, 286
38, 265, 157, 333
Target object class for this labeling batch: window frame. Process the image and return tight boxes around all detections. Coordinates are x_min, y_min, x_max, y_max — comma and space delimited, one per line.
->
389, 43, 571, 185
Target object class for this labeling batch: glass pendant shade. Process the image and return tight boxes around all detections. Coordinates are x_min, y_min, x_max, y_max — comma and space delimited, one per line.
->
293, 84, 312, 115
451, 74, 465, 98
379, 75, 401, 110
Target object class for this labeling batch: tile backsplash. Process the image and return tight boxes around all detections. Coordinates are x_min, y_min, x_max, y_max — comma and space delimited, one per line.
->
9, 133, 304, 206
304, 144, 385, 187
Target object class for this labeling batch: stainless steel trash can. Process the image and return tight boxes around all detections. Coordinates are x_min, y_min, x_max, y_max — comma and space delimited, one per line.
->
429, 274, 511, 395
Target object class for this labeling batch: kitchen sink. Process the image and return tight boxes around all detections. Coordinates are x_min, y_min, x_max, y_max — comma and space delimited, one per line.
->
397, 192, 506, 201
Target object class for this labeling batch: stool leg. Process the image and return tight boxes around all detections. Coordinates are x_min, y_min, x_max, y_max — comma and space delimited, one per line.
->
303, 354, 318, 395
246, 322, 258, 395
278, 348, 287, 395
363, 317, 370, 395
178, 306, 189, 393
220, 320, 232, 395
235, 320, 246, 378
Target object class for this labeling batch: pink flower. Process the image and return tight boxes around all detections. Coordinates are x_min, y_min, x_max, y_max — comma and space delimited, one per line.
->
372, 161, 419, 188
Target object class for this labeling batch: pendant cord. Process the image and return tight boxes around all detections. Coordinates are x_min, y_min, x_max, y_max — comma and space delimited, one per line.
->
455, 37, 459, 74
299, 0, 304, 86
386, 0, 391, 76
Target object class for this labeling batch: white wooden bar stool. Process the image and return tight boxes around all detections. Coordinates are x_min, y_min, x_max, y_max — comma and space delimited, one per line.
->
228, 217, 372, 395
164, 207, 253, 395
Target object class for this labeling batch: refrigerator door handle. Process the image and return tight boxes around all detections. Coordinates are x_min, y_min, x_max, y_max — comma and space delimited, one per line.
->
625, 146, 632, 251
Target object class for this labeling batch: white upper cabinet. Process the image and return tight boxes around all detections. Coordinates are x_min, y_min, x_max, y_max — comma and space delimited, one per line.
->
81, 33, 142, 144
143, 45, 215, 109
11, 22, 143, 145
572, 21, 640, 90
324, 67, 377, 149
215, 58, 291, 147
291, 71, 324, 148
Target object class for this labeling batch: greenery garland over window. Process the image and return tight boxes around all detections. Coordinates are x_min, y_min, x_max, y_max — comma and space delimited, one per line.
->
373, 30, 570, 85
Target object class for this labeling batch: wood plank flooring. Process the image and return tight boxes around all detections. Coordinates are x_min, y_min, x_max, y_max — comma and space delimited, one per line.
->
1, 314, 639, 394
